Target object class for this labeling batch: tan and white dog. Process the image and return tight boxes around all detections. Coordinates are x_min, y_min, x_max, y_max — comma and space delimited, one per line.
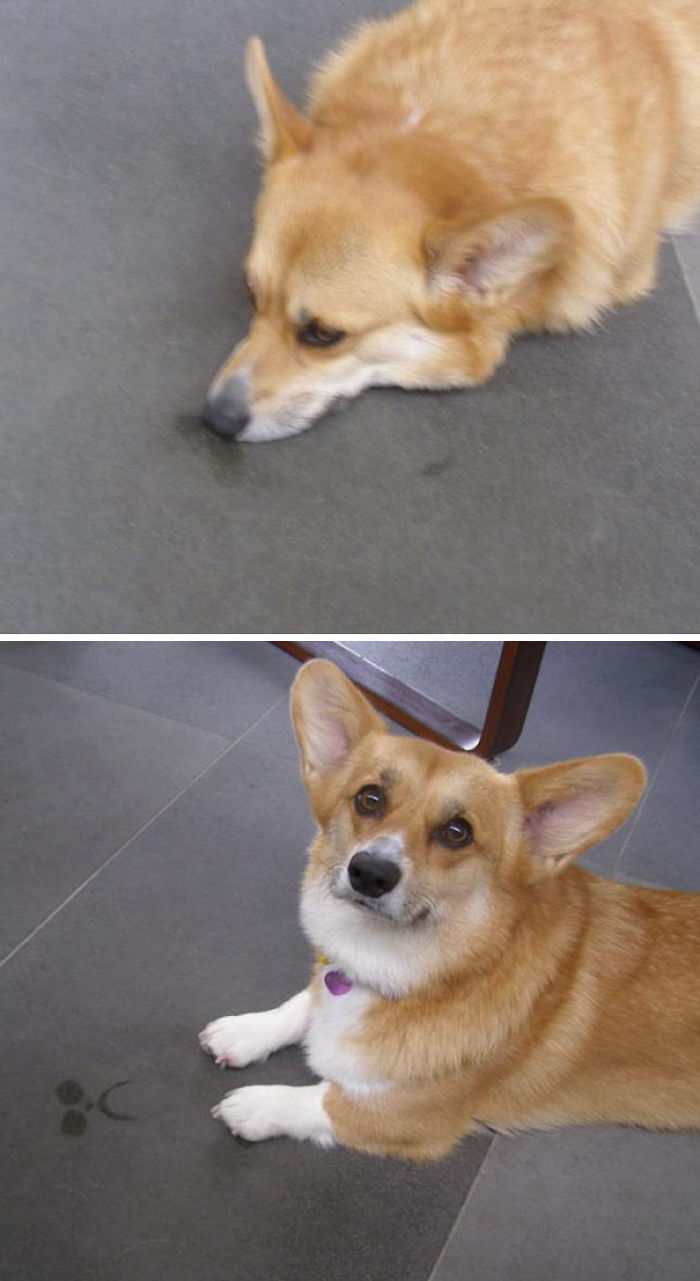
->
200, 659, 700, 1161
203, 0, 700, 441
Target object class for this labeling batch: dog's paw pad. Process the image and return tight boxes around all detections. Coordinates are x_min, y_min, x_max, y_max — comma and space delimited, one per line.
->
199, 1015, 273, 1069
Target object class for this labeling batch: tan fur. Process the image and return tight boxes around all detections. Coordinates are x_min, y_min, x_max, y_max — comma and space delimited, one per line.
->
292, 660, 700, 1162
208, 0, 700, 440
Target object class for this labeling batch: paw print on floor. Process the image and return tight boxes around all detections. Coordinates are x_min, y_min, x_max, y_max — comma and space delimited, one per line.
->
56, 1079, 135, 1136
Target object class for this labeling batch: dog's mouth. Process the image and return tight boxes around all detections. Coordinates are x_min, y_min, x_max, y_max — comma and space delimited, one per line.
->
331, 882, 431, 926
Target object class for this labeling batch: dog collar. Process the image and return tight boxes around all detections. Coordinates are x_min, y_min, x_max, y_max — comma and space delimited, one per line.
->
320, 954, 354, 996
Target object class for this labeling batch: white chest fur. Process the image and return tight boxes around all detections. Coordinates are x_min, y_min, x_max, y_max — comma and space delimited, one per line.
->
303, 972, 387, 1097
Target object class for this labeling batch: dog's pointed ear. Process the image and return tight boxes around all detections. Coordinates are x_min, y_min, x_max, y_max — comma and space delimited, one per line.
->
515, 754, 646, 880
291, 660, 385, 784
426, 199, 571, 306
245, 37, 313, 163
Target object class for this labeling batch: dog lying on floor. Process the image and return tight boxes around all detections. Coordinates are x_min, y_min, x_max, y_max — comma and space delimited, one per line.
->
203, 0, 700, 441
200, 659, 700, 1160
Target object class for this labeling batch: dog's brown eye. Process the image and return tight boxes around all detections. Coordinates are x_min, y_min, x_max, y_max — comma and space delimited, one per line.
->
436, 817, 473, 849
355, 784, 385, 817
298, 320, 346, 348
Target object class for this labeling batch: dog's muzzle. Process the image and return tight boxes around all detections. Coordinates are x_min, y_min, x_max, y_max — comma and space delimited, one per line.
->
202, 374, 251, 440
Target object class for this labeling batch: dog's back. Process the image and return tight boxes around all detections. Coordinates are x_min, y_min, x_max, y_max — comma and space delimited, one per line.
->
311, 0, 700, 327
468, 871, 700, 1134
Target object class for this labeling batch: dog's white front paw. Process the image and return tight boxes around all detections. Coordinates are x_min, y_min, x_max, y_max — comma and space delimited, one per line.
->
199, 993, 312, 1068
212, 1083, 335, 1147
213, 1086, 291, 1142
199, 1014, 276, 1068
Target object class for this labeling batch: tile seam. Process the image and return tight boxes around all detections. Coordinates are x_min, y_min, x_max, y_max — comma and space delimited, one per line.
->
670, 235, 700, 326
612, 670, 699, 876
0, 654, 282, 745
0, 693, 287, 974
425, 1137, 499, 1281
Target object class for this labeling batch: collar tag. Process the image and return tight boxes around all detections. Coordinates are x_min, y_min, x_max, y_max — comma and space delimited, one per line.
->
324, 969, 354, 996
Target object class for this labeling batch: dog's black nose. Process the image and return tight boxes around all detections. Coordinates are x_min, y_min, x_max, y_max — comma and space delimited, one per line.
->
202, 384, 251, 439
348, 851, 401, 899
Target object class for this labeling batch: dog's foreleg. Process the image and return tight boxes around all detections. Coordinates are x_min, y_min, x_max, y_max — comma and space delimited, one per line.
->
212, 1079, 477, 1158
213, 1082, 335, 1147
323, 1081, 476, 1161
199, 989, 312, 1068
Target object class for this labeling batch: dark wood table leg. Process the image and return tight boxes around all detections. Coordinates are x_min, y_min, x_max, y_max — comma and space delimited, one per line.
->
476, 641, 546, 757
273, 641, 545, 758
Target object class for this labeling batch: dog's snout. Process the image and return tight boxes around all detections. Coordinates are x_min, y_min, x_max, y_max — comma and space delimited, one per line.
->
202, 379, 251, 439
348, 851, 401, 899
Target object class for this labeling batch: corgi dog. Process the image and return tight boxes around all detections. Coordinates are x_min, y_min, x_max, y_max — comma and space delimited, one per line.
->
203, 0, 700, 442
200, 659, 700, 1161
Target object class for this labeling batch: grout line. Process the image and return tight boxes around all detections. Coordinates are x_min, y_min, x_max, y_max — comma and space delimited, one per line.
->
0, 654, 243, 744
612, 670, 699, 876
670, 235, 700, 326
425, 1137, 499, 1281
0, 693, 287, 974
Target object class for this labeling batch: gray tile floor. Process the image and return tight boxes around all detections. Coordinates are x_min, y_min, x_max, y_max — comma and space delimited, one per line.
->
0, 640, 698, 1281
2, 0, 700, 632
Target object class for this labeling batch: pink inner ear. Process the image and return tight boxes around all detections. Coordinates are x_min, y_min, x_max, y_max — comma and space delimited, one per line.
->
305, 712, 351, 776
322, 719, 350, 771
526, 792, 605, 860
458, 239, 520, 297
457, 218, 552, 298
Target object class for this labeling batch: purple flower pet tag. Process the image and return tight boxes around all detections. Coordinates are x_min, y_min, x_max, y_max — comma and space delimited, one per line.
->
324, 969, 354, 995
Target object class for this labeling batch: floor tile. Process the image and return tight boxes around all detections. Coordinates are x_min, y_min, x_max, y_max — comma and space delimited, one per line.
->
0, 664, 229, 959
616, 673, 700, 890
431, 1126, 700, 1281
0, 641, 297, 738
0, 701, 492, 1281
